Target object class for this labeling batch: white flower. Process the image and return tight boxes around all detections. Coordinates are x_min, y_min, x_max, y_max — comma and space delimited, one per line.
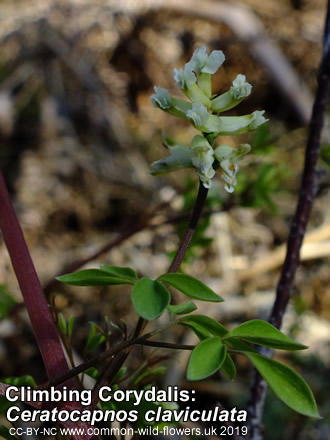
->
190, 135, 215, 188
173, 63, 196, 90
199, 167, 216, 188
249, 110, 268, 130
215, 144, 251, 193
215, 143, 251, 162
149, 46, 268, 189
220, 159, 239, 193
151, 87, 172, 110
230, 74, 252, 100
214, 144, 234, 161
191, 144, 214, 174
189, 46, 225, 75
221, 158, 239, 177
186, 103, 210, 128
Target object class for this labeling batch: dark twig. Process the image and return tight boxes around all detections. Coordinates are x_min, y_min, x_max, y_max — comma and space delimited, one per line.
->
137, 340, 195, 350
38, 322, 178, 390
131, 181, 209, 353
248, 3, 330, 438
88, 351, 130, 410
168, 181, 209, 273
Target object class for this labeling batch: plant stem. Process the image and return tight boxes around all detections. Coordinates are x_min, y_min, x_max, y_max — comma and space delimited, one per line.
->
248, 3, 330, 438
137, 340, 195, 350
132, 181, 208, 356
0, 170, 96, 440
38, 322, 179, 390
168, 181, 209, 273
88, 351, 130, 410
0, 171, 69, 379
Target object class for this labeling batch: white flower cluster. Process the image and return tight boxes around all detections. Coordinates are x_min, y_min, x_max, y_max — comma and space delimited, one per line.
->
150, 46, 268, 192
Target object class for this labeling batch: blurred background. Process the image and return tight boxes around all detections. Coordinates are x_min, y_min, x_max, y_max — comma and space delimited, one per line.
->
0, 0, 329, 438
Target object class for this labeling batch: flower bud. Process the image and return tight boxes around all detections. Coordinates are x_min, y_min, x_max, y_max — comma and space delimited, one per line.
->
217, 111, 268, 135
230, 74, 252, 100
173, 63, 196, 90
215, 144, 251, 193
186, 103, 210, 129
151, 87, 192, 118
150, 135, 193, 175
190, 136, 215, 188
211, 75, 252, 113
189, 46, 225, 75
188, 46, 225, 101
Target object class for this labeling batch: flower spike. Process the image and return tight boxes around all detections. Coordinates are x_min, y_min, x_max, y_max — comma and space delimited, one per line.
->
150, 46, 267, 192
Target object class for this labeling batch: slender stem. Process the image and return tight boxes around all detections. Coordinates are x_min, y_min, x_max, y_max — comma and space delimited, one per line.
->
39, 322, 179, 390
88, 352, 129, 410
0, 170, 96, 440
168, 181, 209, 273
137, 340, 195, 350
0, 171, 70, 379
131, 181, 208, 356
248, 3, 330, 438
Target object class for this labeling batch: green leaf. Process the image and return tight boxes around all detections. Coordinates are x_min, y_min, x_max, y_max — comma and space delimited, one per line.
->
223, 320, 308, 350
0, 285, 16, 319
179, 315, 228, 338
178, 315, 256, 353
132, 277, 171, 320
167, 302, 197, 316
56, 269, 135, 286
158, 273, 223, 302
0, 396, 11, 416
112, 367, 128, 384
244, 352, 320, 418
58, 313, 67, 335
85, 367, 100, 380
225, 339, 257, 353
187, 337, 227, 381
85, 323, 105, 354
100, 265, 138, 283
3, 376, 37, 387
320, 144, 330, 166
85, 334, 105, 353
221, 354, 237, 380
68, 315, 75, 338
180, 320, 210, 340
